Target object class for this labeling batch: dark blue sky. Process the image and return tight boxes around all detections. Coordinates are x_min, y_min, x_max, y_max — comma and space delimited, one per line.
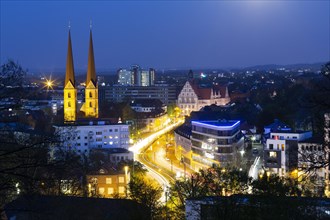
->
1, 1, 329, 72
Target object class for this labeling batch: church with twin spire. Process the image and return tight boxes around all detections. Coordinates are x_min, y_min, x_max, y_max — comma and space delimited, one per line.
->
57, 26, 131, 154
64, 27, 98, 122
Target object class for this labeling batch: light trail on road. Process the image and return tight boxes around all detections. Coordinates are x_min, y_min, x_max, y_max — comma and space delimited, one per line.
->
249, 156, 260, 180
129, 120, 183, 154
129, 119, 184, 203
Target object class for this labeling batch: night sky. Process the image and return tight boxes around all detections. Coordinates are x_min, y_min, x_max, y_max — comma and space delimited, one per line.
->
1, 1, 329, 72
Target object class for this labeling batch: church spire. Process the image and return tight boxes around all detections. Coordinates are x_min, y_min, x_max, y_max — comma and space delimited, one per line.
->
65, 29, 75, 87
86, 29, 96, 86
64, 27, 77, 122
83, 26, 98, 118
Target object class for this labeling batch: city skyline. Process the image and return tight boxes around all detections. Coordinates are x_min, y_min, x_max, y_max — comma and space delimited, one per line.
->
1, 1, 329, 72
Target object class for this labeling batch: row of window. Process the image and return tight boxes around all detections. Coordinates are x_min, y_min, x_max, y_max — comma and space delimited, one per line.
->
105, 177, 125, 184
69, 134, 127, 141
192, 133, 237, 145
179, 98, 196, 103
66, 101, 93, 108
300, 145, 322, 151
76, 140, 129, 147
111, 156, 130, 161
269, 143, 285, 151
66, 92, 94, 98
99, 186, 125, 195
93, 128, 127, 134
182, 88, 192, 93
180, 104, 196, 109
192, 126, 239, 137
272, 135, 298, 140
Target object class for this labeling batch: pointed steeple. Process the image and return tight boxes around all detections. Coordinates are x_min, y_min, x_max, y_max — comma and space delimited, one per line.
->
86, 29, 96, 86
65, 30, 75, 87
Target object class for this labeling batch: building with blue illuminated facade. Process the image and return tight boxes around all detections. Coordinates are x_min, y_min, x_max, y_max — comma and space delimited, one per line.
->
190, 120, 243, 169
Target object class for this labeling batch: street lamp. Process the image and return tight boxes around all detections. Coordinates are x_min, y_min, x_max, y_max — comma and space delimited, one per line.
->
44, 76, 55, 90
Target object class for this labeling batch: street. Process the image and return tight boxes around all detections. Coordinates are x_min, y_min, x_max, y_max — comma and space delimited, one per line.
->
129, 119, 184, 203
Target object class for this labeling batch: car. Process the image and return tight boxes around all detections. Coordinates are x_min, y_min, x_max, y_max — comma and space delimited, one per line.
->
252, 148, 259, 155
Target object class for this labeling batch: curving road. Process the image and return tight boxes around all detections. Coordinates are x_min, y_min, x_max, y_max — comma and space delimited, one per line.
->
129, 119, 183, 203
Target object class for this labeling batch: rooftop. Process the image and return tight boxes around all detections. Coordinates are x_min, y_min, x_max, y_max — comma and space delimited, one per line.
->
271, 130, 312, 134
5, 195, 150, 220
91, 148, 131, 154
54, 118, 127, 127
174, 125, 192, 138
299, 136, 324, 144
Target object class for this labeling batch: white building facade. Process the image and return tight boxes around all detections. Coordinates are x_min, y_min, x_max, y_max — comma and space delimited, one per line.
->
55, 120, 130, 154
177, 80, 230, 116
264, 131, 312, 177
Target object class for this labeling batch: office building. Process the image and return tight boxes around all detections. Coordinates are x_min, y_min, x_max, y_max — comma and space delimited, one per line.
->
190, 120, 243, 170
100, 84, 178, 105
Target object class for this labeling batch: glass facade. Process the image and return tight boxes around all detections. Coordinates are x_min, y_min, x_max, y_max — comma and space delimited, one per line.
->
191, 120, 243, 166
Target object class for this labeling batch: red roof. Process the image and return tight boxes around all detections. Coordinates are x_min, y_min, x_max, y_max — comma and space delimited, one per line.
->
188, 80, 227, 99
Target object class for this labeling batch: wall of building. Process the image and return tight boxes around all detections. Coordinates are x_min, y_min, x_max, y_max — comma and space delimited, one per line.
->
56, 123, 130, 154
100, 84, 178, 105
190, 120, 243, 168
87, 172, 130, 198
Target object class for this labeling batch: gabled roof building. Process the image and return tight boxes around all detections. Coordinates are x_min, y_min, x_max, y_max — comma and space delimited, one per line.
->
177, 79, 230, 116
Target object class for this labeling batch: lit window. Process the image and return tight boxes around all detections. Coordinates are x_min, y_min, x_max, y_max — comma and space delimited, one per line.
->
118, 186, 125, 194
108, 187, 114, 194
270, 151, 277, 158
99, 187, 105, 194
118, 176, 125, 183
106, 178, 112, 184
281, 144, 285, 151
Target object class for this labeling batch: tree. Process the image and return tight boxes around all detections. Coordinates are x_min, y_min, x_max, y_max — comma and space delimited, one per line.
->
0, 59, 26, 88
297, 62, 330, 175
251, 173, 316, 197
168, 167, 252, 219
121, 103, 136, 123
0, 126, 87, 215
128, 175, 162, 218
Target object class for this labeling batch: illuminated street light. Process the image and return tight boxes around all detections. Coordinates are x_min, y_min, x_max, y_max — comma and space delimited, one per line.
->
43, 76, 55, 90
239, 149, 245, 156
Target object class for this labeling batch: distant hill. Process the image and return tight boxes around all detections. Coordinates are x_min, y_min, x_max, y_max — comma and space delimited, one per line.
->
25, 61, 328, 76
235, 62, 326, 72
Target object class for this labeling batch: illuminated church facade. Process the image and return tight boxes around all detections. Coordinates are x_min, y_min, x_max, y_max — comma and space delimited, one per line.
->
64, 28, 98, 122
